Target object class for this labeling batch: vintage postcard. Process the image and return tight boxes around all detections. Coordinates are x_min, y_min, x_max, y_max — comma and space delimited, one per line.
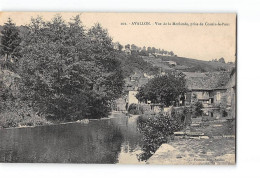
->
0, 12, 236, 164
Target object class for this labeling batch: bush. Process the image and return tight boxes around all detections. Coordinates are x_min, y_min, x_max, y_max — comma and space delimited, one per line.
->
222, 109, 228, 117
193, 101, 203, 117
137, 108, 188, 161
0, 59, 18, 72
0, 105, 51, 128
128, 103, 143, 115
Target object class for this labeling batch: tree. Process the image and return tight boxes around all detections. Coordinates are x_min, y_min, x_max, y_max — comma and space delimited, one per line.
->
218, 57, 225, 63
169, 51, 174, 56
193, 101, 203, 116
118, 43, 123, 51
125, 44, 130, 49
147, 47, 152, 53
18, 16, 124, 121
136, 72, 187, 106
151, 47, 156, 53
130, 44, 138, 51
0, 18, 21, 60
87, 23, 124, 99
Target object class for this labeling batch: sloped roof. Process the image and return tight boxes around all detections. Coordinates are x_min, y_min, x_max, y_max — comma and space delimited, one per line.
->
184, 72, 231, 90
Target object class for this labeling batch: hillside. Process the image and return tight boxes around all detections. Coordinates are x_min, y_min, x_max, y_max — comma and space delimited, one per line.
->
117, 52, 160, 78
160, 56, 234, 72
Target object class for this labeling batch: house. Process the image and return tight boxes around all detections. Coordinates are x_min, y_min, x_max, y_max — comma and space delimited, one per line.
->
143, 73, 154, 79
128, 91, 139, 105
150, 103, 164, 113
184, 72, 231, 107
148, 53, 156, 58
225, 70, 236, 119
129, 73, 140, 82
168, 61, 177, 66
114, 97, 127, 111
124, 73, 150, 108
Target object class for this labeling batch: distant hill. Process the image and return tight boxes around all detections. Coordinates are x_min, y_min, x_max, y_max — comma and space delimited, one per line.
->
116, 52, 160, 78
160, 56, 234, 72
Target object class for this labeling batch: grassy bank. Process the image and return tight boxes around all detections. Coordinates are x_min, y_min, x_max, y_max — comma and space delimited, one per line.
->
0, 111, 52, 129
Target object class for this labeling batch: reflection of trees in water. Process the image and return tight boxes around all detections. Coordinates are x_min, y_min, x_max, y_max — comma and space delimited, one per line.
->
0, 120, 124, 163
137, 109, 189, 161
111, 116, 143, 153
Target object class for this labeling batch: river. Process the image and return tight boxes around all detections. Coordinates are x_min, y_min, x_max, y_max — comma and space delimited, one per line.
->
0, 112, 146, 164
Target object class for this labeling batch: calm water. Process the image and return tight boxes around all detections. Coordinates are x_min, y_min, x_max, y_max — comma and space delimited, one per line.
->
0, 113, 145, 164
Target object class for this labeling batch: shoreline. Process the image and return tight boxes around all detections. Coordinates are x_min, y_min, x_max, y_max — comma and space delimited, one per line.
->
0, 117, 114, 130
0, 112, 137, 130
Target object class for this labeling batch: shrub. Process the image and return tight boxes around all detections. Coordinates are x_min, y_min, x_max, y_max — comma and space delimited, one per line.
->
193, 101, 203, 117
0, 105, 51, 128
128, 103, 143, 115
222, 109, 228, 117
137, 108, 188, 161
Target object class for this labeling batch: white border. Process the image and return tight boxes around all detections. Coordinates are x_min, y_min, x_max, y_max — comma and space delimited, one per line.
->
0, 0, 260, 179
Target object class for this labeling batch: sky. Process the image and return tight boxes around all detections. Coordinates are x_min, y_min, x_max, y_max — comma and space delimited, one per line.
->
0, 12, 236, 62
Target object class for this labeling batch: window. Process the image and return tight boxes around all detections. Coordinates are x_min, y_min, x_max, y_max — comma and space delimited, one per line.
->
216, 92, 221, 101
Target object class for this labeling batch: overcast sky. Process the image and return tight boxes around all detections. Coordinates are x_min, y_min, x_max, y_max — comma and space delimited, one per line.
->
0, 12, 236, 62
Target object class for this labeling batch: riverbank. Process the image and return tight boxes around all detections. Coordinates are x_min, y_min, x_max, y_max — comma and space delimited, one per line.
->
0, 111, 123, 129
0, 114, 52, 129
1, 118, 92, 130
147, 119, 236, 165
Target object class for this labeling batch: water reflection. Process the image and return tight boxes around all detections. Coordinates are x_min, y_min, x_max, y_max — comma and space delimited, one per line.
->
0, 113, 145, 164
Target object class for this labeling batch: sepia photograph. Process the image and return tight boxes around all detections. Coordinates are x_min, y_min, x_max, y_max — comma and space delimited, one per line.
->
0, 12, 236, 164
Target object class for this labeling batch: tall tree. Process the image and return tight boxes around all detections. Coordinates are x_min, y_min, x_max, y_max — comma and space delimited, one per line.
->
125, 44, 130, 49
136, 73, 187, 106
218, 57, 226, 63
87, 23, 124, 100
118, 43, 123, 51
0, 18, 21, 60
19, 16, 124, 121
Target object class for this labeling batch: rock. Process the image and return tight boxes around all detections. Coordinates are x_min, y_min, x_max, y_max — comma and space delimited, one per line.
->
186, 132, 205, 136
213, 136, 222, 139
189, 136, 200, 140
212, 124, 222, 127
174, 132, 185, 136
200, 136, 209, 139
223, 135, 235, 138
76, 119, 89, 124
191, 123, 200, 127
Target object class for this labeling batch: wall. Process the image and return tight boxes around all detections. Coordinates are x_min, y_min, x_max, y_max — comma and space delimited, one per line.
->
128, 90, 139, 105
212, 89, 227, 106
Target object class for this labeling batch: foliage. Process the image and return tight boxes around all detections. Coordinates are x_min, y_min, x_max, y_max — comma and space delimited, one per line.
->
222, 109, 228, 117
138, 50, 149, 56
17, 15, 124, 121
193, 101, 203, 116
0, 18, 21, 59
0, 100, 51, 128
218, 57, 225, 63
118, 53, 159, 77
136, 73, 187, 106
137, 108, 188, 161
0, 59, 18, 72
128, 103, 143, 115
